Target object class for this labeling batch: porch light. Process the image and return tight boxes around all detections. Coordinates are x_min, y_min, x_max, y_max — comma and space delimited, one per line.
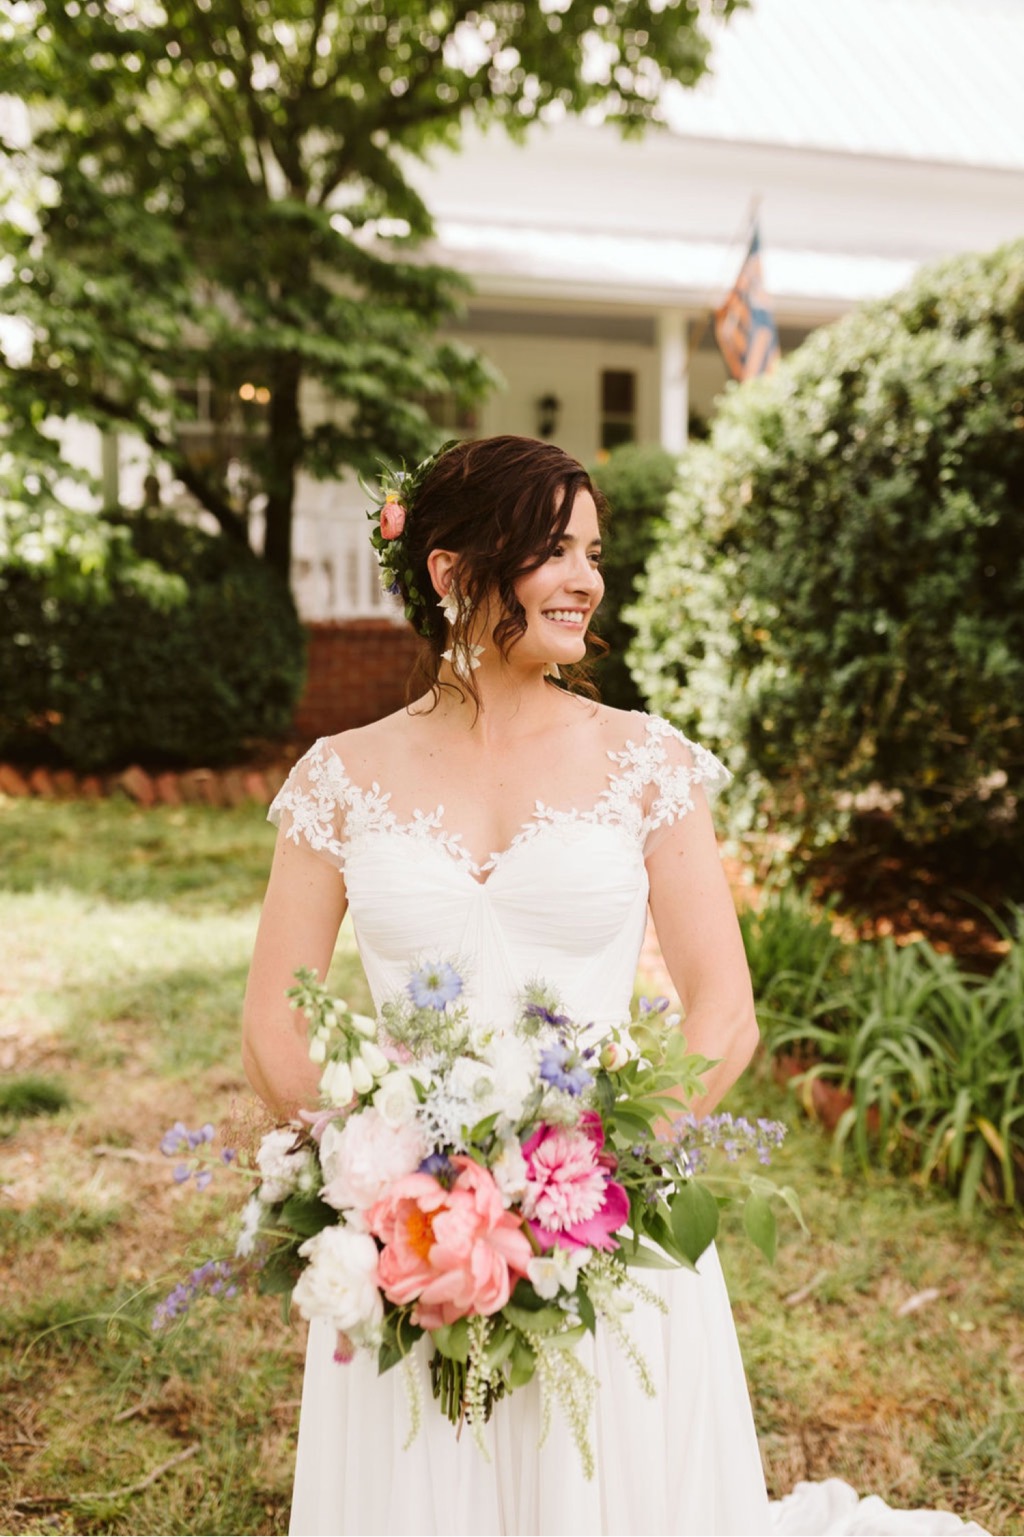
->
536, 393, 561, 438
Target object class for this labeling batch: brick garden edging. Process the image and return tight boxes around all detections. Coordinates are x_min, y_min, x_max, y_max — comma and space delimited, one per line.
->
0, 759, 296, 808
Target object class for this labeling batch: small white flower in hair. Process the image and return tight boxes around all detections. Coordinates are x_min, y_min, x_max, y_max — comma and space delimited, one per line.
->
442, 643, 484, 672
438, 591, 460, 626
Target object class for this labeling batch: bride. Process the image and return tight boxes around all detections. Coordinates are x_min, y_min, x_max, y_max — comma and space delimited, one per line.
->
242, 436, 985, 1537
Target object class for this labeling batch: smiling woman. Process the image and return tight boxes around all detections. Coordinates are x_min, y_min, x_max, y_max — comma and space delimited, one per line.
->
239, 436, 985, 1537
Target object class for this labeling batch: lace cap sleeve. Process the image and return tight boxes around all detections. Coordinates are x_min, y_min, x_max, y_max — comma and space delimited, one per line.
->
639, 715, 732, 856
268, 738, 351, 873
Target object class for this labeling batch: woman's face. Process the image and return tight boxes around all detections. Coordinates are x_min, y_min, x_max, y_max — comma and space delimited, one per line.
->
511, 489, 604, 668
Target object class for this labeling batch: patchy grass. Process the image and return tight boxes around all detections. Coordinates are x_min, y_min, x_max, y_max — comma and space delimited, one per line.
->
0, 796, 1020, 1535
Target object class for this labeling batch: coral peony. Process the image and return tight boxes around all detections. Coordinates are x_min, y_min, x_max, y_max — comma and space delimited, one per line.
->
367, 1156, 532, 1329
522, 1110, 628, 1251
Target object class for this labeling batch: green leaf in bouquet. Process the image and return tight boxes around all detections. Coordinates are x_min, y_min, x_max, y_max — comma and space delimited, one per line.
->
481, 1322, 517, 1374
669, 1179, 719, 1264
546, 1322, 588, 1350
503, 1302, 569, 1335
610, 1107, 655, 1138
431, 1318, 471, 1362
280, 1194, 336, 1239
506, 1334, 537, 1389
638, 1208, 691, 1269
741, 1194, 778, 1263
576, 1284, 597, 1334
594, 1070, 616, 1118
257, 1247, 301, 1297
464, 1110, 500, 1145
618, 1235, 680, 1269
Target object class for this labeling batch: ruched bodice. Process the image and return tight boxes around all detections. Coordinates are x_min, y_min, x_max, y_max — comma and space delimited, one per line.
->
269, 712, 728, 1033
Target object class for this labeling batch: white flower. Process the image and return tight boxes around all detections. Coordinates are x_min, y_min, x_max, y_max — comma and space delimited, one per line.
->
599, 1039, 629, 1071
256, 1127, 317, 1204
308, 1034, 327, 1065
292, 1224, 384, 1343
320, 1058, 354, 1107
527, 1245, 592, 1301
351, 1012, 378, 1039
359, 1040, 390, 1079
373, 1069, 420, 1130
448, 1055, 498, 1111
483, 1034, 540, 1121
319, 1106, 427, 1212
350, 1055, 374, 1095
235, 1194, 264, 1257
491, 1133, 529, 1207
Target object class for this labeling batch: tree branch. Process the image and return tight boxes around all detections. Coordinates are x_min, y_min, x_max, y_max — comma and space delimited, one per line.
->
13, 1443, 200, 1510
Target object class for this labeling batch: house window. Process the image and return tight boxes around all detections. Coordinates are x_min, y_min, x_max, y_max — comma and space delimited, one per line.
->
600, 369, 636, 450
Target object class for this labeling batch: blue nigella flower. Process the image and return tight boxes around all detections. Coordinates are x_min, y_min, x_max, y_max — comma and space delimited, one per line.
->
418, 1152, 457, 1187
524, 1002, 571, 1028
539, 1039, 594, 1097
407, 962, 463, 1010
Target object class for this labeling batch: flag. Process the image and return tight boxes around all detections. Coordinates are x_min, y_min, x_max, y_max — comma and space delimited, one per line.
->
714, 224, 780, 381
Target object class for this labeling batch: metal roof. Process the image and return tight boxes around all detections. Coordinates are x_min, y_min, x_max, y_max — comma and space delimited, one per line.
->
663, 0, 1024, 171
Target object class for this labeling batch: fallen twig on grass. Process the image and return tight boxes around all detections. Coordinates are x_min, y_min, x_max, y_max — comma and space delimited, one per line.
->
784, 1269, 829, 1306
13, 1442, 199, 1509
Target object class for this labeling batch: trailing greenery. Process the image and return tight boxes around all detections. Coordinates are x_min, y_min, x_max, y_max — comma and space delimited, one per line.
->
628, 239, 1024, 855
0, 2, 742, 582
588, 443, 680, 710
744, 888, 1024, 1215
0, 504, 306, 770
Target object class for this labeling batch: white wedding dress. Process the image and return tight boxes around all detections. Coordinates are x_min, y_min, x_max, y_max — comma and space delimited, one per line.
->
269, 714, 987, 1537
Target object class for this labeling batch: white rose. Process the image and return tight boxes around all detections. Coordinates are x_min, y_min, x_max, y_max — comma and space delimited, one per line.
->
256, 1127, 316, 1204
292, 1224, 383, 1343
319, 1106, 427, 1213
373, 1069, 420, 1130
448, 1055, 498, 1113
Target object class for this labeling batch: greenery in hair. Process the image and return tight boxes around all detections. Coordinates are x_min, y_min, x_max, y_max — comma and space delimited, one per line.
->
366, 440, 459, 635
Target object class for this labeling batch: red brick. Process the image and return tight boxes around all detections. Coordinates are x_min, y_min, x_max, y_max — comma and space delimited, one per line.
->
119, 765, 156, 807
154, 772, 183, 807
220, 770, 249, 807
79, 775, 104, 800
52, 770, 78, 798
0, 764, 31, 796
28, 767, 56, 798
243, 770, 269, 803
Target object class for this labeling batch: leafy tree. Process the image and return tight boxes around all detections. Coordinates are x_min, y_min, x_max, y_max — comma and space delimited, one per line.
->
627, 239, 1024, 855
0, 0, 742, 582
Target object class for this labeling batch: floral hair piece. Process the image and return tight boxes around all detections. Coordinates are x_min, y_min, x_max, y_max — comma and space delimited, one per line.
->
366, 440, 459, 636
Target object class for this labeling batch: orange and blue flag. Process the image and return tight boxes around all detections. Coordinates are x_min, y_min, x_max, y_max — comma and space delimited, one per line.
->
714, 224, 780, 381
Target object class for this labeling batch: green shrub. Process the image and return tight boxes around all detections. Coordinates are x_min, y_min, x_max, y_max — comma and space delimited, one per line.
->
0, 504, 306, 769
588, 443, 679, 710
628, 238, 1024, 854
0, 1073, 71, 1119
738, 884, 845, 1013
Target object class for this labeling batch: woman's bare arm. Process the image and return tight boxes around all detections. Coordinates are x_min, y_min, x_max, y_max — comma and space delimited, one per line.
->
242, 830, 349, 1121
646, 792, 758, 1118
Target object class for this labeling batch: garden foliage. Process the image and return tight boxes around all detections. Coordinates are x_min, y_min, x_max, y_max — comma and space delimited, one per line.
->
0, 505, 306, 769
588, 443, 680, 710
628, 239, 1024, 853
743, 888, 1024, 1215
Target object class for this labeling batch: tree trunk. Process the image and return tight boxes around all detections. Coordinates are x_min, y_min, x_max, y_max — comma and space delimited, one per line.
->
262, 358, 303, 584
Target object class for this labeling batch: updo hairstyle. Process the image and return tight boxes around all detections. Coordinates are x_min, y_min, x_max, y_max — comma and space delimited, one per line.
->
400, 435, 607, 710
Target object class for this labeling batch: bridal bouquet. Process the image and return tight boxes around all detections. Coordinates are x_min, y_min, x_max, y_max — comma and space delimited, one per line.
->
159, 962, 797, 1474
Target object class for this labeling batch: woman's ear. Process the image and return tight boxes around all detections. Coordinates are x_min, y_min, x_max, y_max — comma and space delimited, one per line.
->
426, 548, 459, 599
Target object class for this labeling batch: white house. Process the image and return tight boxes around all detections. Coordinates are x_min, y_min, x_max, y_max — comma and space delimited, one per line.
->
14, 0, 1024, 622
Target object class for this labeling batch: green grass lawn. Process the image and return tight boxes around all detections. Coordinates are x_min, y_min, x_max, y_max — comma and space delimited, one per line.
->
0, 797, 1020, 1535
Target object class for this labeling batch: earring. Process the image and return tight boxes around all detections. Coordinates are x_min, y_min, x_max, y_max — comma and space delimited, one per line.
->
543, 662, 561, 680
439, 589, 484, 680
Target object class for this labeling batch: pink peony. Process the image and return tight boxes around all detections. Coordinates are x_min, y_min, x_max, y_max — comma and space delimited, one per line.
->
367, 1156, 533, 1329
379, 496, 406, 540
522, 1110, 629, 1252
319, 1106, 427, 1213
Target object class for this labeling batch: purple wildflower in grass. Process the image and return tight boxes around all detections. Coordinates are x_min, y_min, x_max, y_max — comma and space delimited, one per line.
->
172, 1164, 191, 1184
194, 1169, 213, 1192
407, 962, 463, 1010
539, 1039, 593, 1096
221, 1149, 236, 1164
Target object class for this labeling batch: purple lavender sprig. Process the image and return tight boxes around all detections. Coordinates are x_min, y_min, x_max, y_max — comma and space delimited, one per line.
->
159, 1121, 235, 1190
151, 1259, 238, 1332
668, 1112, 787, 1173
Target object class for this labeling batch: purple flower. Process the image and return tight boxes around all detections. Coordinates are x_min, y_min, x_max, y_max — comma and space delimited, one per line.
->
407, 962, 463, 1010
418, 1152, 457, 1187
172, 1164, 191, 1184
195, 1169, 213, 1191
638, 996, 670, 1015
151, 1258, 238, 1332
539, 1039, 593, 1097
160, 1122, 189, 1156
524, 1002, 571, 1028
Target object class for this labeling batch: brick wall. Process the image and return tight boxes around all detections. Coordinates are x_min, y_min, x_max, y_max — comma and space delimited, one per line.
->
293, 620, 425, 741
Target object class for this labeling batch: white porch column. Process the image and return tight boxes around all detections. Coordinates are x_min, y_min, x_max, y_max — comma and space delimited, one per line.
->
656, 308, 689, 452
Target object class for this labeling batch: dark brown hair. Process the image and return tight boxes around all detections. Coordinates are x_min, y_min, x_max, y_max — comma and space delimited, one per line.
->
400, 435, 607, 710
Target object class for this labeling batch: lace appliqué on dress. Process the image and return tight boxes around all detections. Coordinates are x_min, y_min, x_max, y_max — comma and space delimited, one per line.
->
268, 715, 730, 876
